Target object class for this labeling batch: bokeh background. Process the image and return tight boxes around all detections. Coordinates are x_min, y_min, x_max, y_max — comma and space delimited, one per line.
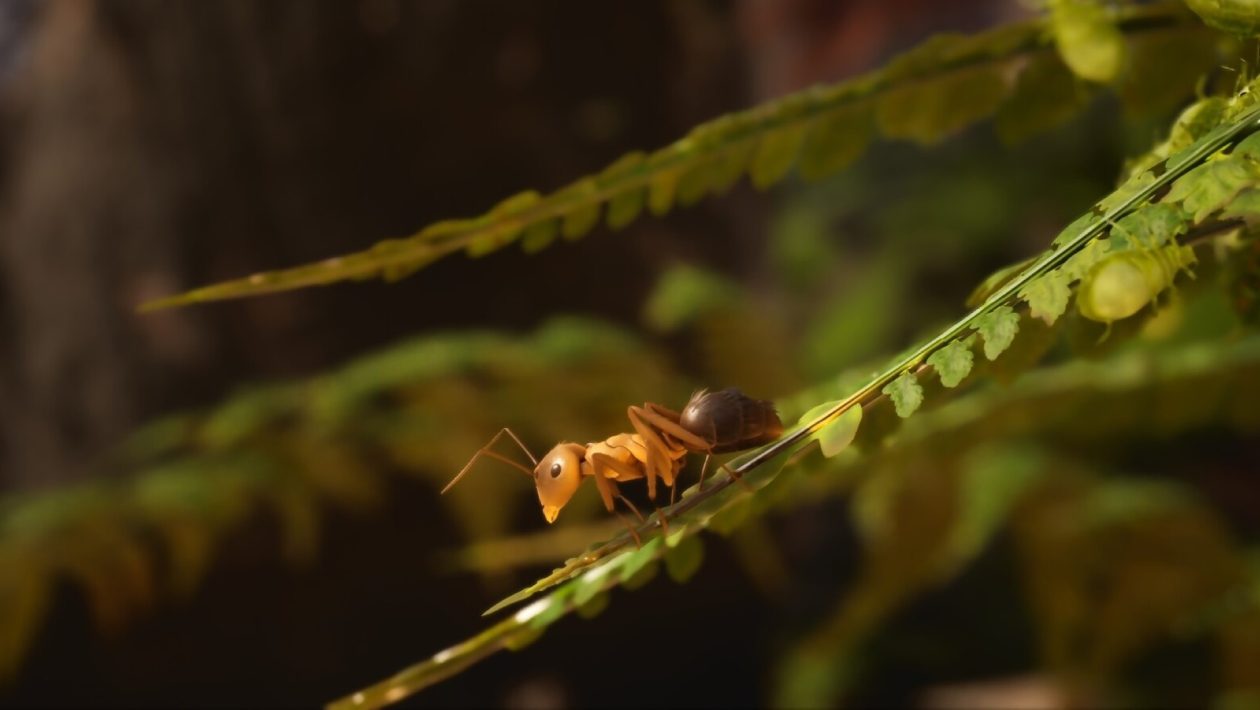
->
1, 1, 1256, 707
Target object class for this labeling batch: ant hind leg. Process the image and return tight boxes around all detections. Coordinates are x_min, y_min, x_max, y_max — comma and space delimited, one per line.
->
719, 461, 755, 493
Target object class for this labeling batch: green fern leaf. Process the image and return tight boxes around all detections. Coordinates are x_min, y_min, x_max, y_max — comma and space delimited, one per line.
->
973, 306, 1020, 361
798, 402, 863, 458
1050, 210, 1101, 249
876, 63, 1009, 145
1220, 186, 1260, 221
928, 339, 975, 388
751, 124, 807, 188
620, 558, 659, 591
602, 152, 647, 230
559, 179, 601, 240
1165, 151, 1260, 222
1110, 202, 1189, 249
798, 104, 873, 181
1051, 0, 1125, 83
520, 218, 559, 253
883, 373, 924, 418
1021, 271, 1072, 325
575, 591, 610, 619
647, 167, 681, 216
663, 535, 705, 583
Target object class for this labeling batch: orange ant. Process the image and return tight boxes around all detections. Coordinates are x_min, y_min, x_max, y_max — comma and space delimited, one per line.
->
441, 388, 783, 541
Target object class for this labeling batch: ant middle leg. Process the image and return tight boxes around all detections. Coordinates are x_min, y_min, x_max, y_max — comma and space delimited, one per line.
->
626, 408, 679, 497
592, 472, 642, 548
718, 460, 755, 493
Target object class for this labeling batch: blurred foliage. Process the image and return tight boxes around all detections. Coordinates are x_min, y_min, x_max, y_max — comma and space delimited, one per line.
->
0, 317, 685, 681
142, 1, 1219, 310
6, 1, 1260, 708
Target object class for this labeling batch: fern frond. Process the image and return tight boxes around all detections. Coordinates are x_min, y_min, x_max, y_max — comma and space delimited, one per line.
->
330, 329, 1260, 710
0, 317, 678, 682
140, 3, 1208, 311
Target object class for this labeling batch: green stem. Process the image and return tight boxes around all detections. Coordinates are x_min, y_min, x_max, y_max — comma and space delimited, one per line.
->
736, 101, 1260, 474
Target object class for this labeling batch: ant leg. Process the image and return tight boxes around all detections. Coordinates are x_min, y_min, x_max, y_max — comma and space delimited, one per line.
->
719, 461, 755, 493
639, 404, 712, 451
614, 494, 655, 544
627, 407, 675, 498
652, 503, 670, 538
615, 493, 645, 523
592, 453, 671, 537
442, 428, 535, 494
643, 401, 683, 422
614, 510, 642, 548
697, 454, 712, 492
591, 469, 618, 513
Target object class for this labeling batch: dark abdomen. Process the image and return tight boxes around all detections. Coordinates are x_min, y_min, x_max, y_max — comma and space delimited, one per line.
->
678, 388, 783, 453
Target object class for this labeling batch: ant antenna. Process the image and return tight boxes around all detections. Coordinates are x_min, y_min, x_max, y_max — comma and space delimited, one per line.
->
441, 428, 538, 494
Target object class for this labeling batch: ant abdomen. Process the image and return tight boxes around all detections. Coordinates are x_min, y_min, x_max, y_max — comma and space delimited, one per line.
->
679, 388, 783, 454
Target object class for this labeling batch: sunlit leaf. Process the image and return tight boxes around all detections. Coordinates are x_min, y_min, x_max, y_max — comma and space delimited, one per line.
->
1166, 152, 1260, 222
1021, 271, 1072, 325
798, 402, 863, 458
927, 338, 975, 388
1052, 0, 1125, 83
973, 305, 1021, 361
883, 372, 924, 419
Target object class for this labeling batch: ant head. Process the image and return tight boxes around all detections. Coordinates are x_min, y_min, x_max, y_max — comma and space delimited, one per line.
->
534, 443, 584, 523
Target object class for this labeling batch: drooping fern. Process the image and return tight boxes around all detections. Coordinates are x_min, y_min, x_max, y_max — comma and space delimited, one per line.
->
139, 1, 1215, 311
0, 318, 683, 682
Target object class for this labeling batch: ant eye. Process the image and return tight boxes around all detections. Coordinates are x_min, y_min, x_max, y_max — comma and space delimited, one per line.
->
550, 461, 563, 478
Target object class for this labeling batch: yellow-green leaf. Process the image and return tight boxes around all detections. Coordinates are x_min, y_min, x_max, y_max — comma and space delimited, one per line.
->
876, 64, 1010, 145
798, 402, 863, 458
1166, 153, 1260, 223
520, 218, 559, 253
648, 167, 681, 216
1052, 0, 1125, 83
560, 180, 602, 240
1020, 271, 1072, 325
973, 306, 1021, 361
1184, 0, 1260, 36
798, 104, 873, 181
927, 339, 975, 388
883, 372, 924, 419
750, 124, 807, 188
664, 535, 704, 583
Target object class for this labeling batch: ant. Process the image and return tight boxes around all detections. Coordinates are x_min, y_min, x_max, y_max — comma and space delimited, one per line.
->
441, 388, 783, 541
